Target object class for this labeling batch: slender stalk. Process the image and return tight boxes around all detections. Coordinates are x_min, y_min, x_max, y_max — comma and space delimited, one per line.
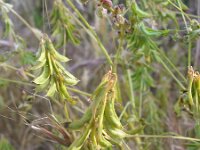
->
65, 0, 113, 66
139, 80, 143, 118
67, 87, 91, 97
188, 38, 192, 67
159, 59, 186, 90
149, 38, 187, 83
176, 0, 192, 67
128, 134, 200, 142
127, 69, 135, 109
0, 77, 34, 86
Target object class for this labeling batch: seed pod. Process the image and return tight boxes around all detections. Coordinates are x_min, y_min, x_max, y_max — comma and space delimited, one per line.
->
132, 2, 149, 18
46, 80, 57, 97
68, 125, 92, 150
187, 66, 194, 106
104, 91, 122, 129
98, 135, 112, 148
33, 65, 50, 85
96, 6, 107, 18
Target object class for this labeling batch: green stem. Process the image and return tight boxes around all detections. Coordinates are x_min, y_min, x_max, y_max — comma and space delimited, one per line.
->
127, 69, 135, 110
168, 0, 191, 22
188, 37, 192, 67
160, 59, 186, 90
139, 80, 143, 118
67, 87, 91, 97
65, 0, 113, 66
128, 134, 200, 142
149, 38, 187, 83
0, 77, 34, 86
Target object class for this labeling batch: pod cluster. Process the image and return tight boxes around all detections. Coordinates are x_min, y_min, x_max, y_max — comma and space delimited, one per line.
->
66, 71, 142, 149
187, 67, 200, 111
32, 34, 79, 104
176, 67, 200, 118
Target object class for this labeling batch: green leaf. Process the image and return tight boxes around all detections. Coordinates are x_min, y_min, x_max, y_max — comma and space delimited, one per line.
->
20, 51, 36, 65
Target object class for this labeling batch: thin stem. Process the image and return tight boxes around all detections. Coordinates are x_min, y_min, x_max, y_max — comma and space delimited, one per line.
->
159, 59, 186, 90
188, 37, 192, 67
168, 0, 191, 22
139, 80, 143, 118
159, 50, 187, 83
0, 77, 34, 86
65, 0, 113, 66
176, 0, 192, 67
127, 69, 135, 109
119, 101, 131, 120
128, 134, 200, 142
114, 35, 124, 72
177, 0, 188, 30
67, 87, 91, 97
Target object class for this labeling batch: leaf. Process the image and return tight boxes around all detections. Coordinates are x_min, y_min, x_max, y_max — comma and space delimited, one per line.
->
20, 51, 36, 65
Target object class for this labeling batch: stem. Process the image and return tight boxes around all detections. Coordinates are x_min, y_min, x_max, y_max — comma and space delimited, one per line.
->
0, 77, 34, 86
128, 134, 200, 142
188, 37, 192, 67
176, 0, 192, 67
139, 80, 143, 118
159, 59, 186, 90
65, 0, 113, 66
67, 87, 91, 97
149, 38, 187, 83
127, 69, 135, 109
168, 0, 191, 22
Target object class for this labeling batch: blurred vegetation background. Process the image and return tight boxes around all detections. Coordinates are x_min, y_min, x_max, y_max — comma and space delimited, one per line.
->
0, 0, 200, 150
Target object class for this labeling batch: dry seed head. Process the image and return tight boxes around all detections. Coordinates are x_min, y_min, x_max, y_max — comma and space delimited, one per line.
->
188, 66, 194, 79
100, 0, 113, 10
96, 6, 107, 18
113, 4, 124, 15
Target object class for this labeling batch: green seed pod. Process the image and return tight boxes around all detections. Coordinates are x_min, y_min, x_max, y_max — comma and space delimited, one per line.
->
105, 126, 128, 139
104, 91, 122, 129
31, 60, 46, 70
46, 82, 57, 97
187, 66, 194, 106
99, 135, 112, 148
68, 125, 92, 150
132, 2, 149, 18
33, 65, 50, 85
